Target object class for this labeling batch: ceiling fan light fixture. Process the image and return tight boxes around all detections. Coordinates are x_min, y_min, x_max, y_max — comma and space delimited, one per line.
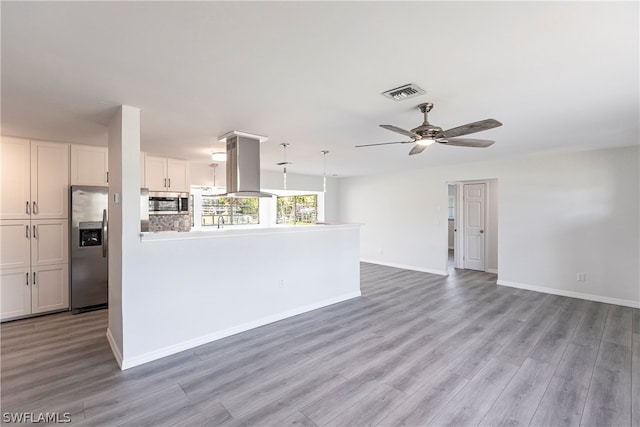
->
416, 138, 436, 146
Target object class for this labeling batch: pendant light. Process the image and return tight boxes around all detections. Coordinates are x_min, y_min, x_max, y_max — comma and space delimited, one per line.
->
210, 163, 218, 186
321, 150, 329, 193
276, 143, 291, 190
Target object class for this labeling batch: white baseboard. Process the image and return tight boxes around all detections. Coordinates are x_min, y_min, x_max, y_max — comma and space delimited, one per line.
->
486, 268, 498, 274
497, 279, 640, 309
360, 258, 447, 276
106, 328, 123, 369
119, 291, 362, 370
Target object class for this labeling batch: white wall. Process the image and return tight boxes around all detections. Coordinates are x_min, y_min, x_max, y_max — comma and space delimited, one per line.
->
338, 146, 639, 307
121, 225, 361, 367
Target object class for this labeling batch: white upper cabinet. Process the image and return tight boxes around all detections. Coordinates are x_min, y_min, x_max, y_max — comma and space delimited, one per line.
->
70, 144, 109, 186
30, 141, 69, 219
144, 155, 167, 191
167, 158, 190, 192
0, 137, 31, 220
1, 138, 69, 220
145, 155, 190, 192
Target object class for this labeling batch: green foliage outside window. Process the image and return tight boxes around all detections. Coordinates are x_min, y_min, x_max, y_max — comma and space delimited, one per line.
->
201, 196, 259, 226
277, 195, 318, 225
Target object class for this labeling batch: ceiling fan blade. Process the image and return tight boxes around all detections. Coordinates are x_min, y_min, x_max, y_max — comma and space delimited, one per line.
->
437, 138, 495, 148
440, 119, 502, 138
409, 144, 429, 155
355, 141, 412, 148
380, 124, 420, 139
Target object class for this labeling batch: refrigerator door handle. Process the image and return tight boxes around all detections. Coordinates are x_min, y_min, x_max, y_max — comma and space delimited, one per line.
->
102, 209, 108, 258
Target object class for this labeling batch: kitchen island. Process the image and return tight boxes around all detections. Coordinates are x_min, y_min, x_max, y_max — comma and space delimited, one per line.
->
108, 223, 361, 369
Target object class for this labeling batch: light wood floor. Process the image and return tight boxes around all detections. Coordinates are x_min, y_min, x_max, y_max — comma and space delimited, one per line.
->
2, 263, 639, 426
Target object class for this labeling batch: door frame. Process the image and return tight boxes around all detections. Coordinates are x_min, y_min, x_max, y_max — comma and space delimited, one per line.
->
448, 179, 494, 272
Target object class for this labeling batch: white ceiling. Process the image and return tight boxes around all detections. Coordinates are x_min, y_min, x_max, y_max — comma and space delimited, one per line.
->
2, 1, 638, 177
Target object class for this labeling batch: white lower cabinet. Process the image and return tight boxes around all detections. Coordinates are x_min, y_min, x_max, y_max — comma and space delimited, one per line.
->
0, 268, 31, 319
32, 264, 69, 314
0, 219, 69, 320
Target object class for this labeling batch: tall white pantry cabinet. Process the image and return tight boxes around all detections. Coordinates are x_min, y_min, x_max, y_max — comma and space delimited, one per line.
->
0, 137, 69, 320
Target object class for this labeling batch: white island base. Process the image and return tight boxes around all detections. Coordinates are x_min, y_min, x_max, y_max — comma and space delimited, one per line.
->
107, 223, 361, 369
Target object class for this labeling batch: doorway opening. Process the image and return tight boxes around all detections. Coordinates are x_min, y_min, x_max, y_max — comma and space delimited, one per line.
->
447, 179, 498, 274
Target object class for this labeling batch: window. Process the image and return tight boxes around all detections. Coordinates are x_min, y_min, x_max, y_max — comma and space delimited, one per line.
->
200, 196, 259, 226
277, 195, 318, 225
448, 196, 455, 220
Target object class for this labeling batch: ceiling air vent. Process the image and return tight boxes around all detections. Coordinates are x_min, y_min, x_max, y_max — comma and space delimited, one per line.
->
381, 83, 426, 101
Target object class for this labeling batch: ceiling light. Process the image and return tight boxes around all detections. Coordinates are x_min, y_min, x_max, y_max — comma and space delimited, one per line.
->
416, 139, 436, 146
211, 152, 227, 162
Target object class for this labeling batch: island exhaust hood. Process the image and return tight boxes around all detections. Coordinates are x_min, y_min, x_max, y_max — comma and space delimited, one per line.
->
218, 131, 274, 198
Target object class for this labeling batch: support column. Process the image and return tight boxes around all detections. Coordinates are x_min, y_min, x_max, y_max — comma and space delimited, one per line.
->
106, 105, 141, 369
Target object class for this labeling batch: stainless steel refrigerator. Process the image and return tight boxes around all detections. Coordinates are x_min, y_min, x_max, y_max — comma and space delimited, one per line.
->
70, 186, 149, 312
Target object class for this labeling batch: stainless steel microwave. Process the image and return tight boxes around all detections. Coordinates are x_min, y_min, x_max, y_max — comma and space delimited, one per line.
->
149, 192, 189, 215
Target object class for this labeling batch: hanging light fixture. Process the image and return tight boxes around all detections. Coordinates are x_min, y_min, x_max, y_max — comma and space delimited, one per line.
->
209, 163, 219, 186
321, 150, 329, 193
276, 143, 291, 190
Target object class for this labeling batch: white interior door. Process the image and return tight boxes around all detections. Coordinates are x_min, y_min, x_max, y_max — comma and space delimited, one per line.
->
464, 183, 485, 271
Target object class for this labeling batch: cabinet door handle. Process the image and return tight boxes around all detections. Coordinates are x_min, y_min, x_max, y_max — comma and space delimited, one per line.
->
33, 225, 37, 239
26, 201, 30, 215
106, 171, 109, 183
168, 178, 171, 188
26, 225, 30, 239
33, 272, 36, 285
32, 201, 38, 215
26, 272, 29, 286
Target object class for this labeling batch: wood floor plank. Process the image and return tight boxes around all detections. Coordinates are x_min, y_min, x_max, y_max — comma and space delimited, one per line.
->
75, 383, 188, 427
165, 399, 233, 427
478, 358, 555, 426
581, 341, 632, 426
220, 358, 343, 418
275, 411, 318, 427
602, 304, 633, 346
529, 298, 589, 364
229, 369, 347, 427
631, 333, 640, 427
428, 357, 519, 427
324, 383, 407, 427
377, 370, 468, 426
572, 301, 609, 348
300, 375, 380, 426
529, 343, 599, 427
496, 296, 565, 366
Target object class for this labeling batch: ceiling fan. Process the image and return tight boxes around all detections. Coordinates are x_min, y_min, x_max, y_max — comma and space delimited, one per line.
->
356, 103, 502, 155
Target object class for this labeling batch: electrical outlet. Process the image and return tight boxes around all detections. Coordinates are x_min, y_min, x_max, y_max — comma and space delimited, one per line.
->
278, 279, 285, 288
576, 272, 586, 282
